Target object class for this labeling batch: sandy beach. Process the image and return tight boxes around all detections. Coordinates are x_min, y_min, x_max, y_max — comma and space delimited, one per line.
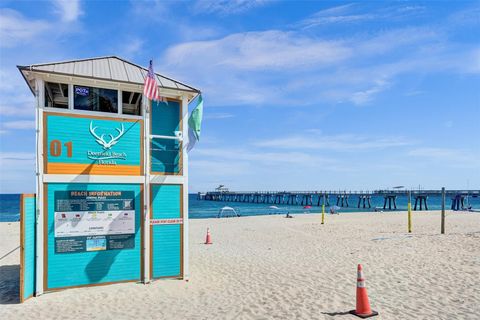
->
1, 210, 479, 319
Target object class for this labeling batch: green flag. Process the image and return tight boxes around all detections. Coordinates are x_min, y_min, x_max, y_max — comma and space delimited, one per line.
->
187, 95, 203, 152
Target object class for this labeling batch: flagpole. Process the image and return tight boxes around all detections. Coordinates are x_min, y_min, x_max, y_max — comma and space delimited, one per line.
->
181, 95, 189, 280
143, 95, 151, 283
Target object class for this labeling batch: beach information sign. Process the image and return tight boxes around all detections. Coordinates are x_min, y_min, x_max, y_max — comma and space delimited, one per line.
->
54, 191, 135, 253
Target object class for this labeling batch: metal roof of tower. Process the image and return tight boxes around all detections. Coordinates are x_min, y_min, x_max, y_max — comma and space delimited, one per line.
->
18, 56, 200, 95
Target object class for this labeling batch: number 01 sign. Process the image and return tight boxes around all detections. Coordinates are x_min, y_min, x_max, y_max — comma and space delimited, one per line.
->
50, 140, 73, 158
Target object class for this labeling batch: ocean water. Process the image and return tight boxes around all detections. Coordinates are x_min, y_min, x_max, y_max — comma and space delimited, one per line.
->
1, 193, 479, 222
0, 194, 21, 222
188, 194, 480, 218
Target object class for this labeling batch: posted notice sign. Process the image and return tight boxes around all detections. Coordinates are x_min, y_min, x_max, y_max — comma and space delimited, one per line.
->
54, 190, 135, 254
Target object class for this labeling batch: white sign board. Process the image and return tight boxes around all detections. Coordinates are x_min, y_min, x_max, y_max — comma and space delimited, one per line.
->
54, 211, 135, 237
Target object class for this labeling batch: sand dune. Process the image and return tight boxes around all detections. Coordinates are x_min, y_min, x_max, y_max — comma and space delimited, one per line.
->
1, 210, 479, 319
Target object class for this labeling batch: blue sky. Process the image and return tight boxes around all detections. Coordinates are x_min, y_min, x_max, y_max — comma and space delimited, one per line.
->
0, 0, 479, 193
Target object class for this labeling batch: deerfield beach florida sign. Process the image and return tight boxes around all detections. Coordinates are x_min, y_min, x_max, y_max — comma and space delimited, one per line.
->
45, 113, 142, 173
88, 122, 127, 165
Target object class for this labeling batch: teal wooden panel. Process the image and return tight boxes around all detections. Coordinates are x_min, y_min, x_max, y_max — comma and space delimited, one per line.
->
22, 195, 36, 301
46, 183, 141, 289
151, 139, 181, 173
151, 185, 181, 278
46, 114, 141, 165
151, 185, 181, 219
151, 100, 181, 174
152, 225, 181, 278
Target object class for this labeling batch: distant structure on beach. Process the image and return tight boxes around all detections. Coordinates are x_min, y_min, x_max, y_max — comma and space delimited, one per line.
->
215, 184, 229, 192
16, 56, 200, 302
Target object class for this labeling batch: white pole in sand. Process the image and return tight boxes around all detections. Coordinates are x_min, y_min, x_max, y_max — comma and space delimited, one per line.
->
441, 187, 446, 234
407, 190, 412, 233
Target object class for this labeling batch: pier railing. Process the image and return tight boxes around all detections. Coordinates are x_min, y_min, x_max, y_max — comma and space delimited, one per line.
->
197, 189, 479, 211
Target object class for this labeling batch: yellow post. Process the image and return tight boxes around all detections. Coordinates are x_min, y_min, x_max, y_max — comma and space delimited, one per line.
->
321, 204, 325, 224
407, 191, 412, 233
321, 193, 325, 224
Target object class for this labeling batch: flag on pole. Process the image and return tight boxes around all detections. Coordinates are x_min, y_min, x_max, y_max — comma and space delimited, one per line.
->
187, 95, 203, 152
143, 60, 161, 101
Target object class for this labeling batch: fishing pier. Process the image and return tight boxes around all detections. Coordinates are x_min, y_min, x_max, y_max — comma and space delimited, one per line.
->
198, 190, 480, 211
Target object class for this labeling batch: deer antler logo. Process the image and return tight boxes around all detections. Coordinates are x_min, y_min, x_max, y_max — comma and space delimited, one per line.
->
89, 121, 125, 150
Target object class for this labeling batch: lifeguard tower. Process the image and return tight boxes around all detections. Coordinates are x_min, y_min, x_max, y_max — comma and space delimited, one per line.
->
17, 56, 200, 301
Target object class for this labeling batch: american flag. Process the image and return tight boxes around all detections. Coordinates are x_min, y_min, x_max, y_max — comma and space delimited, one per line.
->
143, 60, 161, 101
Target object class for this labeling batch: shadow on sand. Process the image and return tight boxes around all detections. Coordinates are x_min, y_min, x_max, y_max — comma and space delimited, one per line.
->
0, 264, 20, 304
321, 311, 352, 316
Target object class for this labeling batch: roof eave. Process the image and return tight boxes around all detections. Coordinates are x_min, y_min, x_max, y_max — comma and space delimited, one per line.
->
111, 56, 201, 93
17, 67, 201, 96
17, 65, 35, 96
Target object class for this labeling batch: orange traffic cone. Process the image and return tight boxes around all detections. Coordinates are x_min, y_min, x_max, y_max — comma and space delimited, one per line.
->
350, 264, 378, 318
205, 228, 212, 244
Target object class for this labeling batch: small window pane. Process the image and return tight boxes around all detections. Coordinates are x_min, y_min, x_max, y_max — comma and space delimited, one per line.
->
122, 91, 142, 115
45, 82, 68, 109
74, 85, 118, 113
151, 138, 181, 174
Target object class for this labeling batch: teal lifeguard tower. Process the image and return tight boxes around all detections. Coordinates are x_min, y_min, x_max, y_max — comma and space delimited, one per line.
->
17, 56, 200, 301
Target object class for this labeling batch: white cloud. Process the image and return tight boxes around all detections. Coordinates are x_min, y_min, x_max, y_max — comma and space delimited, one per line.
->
52, 0, 83, 22
188, 144, 362, 191
350, 79, 391, 105
161, 21, 478, 108
188, 145, 355, 191
0, 69, 35, 117
3, 120, 36, 130
297, 4, 375, 29
164, 30, 351, 71
296, 3, 427, 29
254, 133, 412, 151
404, 90, 425, 96
132, 0, 170, 18
0, 99, 35, 117
0, 3, 84, 49
130, 1, 223, 42
465, 48, 480, 74
119, 37, 144, 59
0, 152, 35, 161
0, 9, 50, 47
161, 30, 351, 106
0, 152, 35, 193
310, 3, 356, 16
204, 112, 235, 120
408, 148, 479, 168
191, 159, 251, 177
396, 6, 426, 14
448, 4, 480, 27
355, 27, 439, 56
194, 147, 322, 164
193, 0, 270, 15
